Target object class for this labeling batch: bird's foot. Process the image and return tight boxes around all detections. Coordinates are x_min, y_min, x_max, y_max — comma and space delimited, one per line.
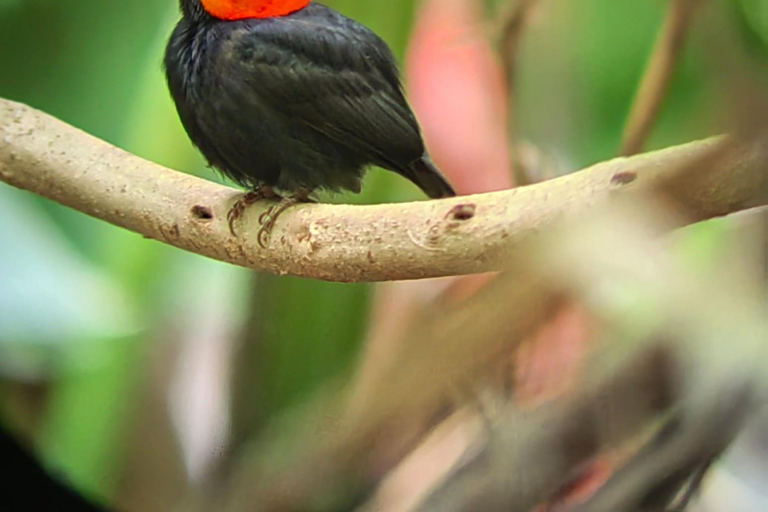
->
257, 189, 314, 248
227, 186, 279, 236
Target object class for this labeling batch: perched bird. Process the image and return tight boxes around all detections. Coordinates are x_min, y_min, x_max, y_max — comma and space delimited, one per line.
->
165, 0, 457, 245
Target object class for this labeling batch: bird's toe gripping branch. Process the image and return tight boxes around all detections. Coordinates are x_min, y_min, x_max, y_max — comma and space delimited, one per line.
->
256, 189, 315, 248
227, 185, 280, 236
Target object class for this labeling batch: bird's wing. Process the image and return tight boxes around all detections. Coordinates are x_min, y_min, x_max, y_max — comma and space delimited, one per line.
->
222, 14, 425, 170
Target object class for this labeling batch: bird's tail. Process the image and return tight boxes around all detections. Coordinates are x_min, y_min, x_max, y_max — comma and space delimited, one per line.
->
405, 156, 457, 199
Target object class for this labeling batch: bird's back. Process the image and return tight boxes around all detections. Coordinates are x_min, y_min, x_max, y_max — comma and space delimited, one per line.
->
165, 2, 453, 197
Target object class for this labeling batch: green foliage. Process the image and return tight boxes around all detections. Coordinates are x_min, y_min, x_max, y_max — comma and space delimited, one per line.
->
736, 0, 768, 59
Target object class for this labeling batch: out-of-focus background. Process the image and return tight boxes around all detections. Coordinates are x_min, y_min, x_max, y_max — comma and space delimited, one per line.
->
0, 0, 766, 510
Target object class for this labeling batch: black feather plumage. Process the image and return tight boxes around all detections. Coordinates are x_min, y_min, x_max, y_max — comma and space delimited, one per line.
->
164, 1, 456, 199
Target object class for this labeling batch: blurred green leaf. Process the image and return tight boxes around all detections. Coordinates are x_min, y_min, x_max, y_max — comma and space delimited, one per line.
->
736, 0, 768, 57
0, 185, 138, 377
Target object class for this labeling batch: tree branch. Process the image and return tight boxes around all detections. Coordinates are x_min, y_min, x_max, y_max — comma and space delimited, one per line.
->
1, 98, 765, 283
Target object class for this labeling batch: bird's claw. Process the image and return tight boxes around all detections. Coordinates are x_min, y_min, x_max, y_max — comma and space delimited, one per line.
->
257, 206, 276, 248
258, 207, 275, 225
254, 190, 314, 248
227, 187, 277, 236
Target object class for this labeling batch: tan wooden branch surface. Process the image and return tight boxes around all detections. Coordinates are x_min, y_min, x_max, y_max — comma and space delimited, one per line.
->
1, 98, 766, 282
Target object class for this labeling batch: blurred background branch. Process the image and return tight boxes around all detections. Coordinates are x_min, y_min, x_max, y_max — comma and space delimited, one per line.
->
621, 0, 703, 156
495, 0, 541, 184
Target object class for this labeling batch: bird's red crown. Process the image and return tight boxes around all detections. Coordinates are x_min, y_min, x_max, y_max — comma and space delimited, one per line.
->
201, 0, 311, 20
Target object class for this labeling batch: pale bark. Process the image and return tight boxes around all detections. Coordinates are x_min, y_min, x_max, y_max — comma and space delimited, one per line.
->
1, 98, 766, 282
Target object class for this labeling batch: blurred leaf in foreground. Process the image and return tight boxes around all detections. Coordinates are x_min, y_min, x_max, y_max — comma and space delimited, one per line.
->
0, 185, 139, 380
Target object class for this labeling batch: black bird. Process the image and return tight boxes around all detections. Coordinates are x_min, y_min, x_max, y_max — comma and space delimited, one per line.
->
164, 0, 456, 245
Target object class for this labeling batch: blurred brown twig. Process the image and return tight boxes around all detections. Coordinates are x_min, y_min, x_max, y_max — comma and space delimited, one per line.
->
496, 0, 541, 184
621, 0, 703, 156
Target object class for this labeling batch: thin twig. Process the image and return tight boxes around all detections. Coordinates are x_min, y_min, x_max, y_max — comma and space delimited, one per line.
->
497, 0, 540, 184
621, 0, 702, 156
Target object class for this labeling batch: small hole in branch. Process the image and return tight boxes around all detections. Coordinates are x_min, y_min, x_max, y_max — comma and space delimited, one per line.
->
611, 171, 637, 186
191, 205, 214, 220
448, 204, 477, 221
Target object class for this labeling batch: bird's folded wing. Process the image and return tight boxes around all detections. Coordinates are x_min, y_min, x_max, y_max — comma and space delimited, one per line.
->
227, 22, 425, 169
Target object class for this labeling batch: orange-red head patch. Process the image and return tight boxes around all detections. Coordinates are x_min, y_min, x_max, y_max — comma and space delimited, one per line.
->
201, 0, 311, 20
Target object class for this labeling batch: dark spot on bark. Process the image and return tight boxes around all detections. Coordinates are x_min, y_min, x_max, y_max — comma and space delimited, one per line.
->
644, 344, 679, 412
427, 223, 443, 243
191, 205, 214, 221
611, 171, 637, 186
158, 223, 180, 241
447, 204, 476, 221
